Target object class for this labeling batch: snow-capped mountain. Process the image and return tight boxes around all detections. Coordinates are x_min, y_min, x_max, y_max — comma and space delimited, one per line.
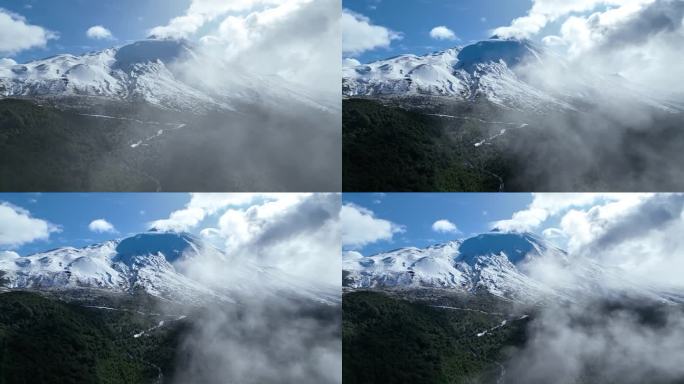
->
0, 231, 337, 305
0, 38, 336, 114
343, 231, 672, 303
343, 36, 684, 114
343, 37, 572, 111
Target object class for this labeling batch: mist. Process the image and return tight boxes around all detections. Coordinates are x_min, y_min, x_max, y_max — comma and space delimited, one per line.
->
506, 300, 684, 384
164, 245, 342, 384
503, 193, 684, 383
152, 193, 342, 384
488, 0, 684, 191
170, 295, 341, 384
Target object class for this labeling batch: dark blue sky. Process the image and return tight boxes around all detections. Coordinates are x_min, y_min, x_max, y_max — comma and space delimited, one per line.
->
0, 0, 189, 63
344, 0, 532, 63
1, 193, 190, 255
343, 193, 534, 255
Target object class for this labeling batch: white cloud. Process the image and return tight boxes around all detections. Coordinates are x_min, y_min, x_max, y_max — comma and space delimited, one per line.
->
341, 203, 403, 248
0, 58, 16, 66
0, 8, 57, 55
150, 0, 284, 39
492, 0, 654, 39
343, 57, 361, 67
492, 193, 630, 232
157, 0, 339, 94
0, 202, 58, 248
431, 219, 459, 234
429, 26, 457, 41
533, 194, 684, 290
88, 219, 117, 234
150, 193, 277, 232
86, 25, 114, 40
342, 9, 401, 55
153, 194, 340, 286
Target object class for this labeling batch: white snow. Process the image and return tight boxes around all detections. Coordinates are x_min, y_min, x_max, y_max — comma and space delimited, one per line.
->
0, 39, 335, 114
1, 231, 338, 306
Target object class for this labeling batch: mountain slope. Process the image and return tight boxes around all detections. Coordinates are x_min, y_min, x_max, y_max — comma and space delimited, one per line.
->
343, 231, 669, 303
0, 231, 337, 305
0, 38, 337, 115
0, 39, 224, 113
343, 36, 681, 115
343, 37, 572, 112
0, 290, 183, 384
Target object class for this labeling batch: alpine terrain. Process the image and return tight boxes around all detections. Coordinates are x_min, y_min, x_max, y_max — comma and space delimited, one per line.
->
342, 231, 684, 383
0, 231, 340, 384
343, 37, 684, 192
0, 38, 341, 192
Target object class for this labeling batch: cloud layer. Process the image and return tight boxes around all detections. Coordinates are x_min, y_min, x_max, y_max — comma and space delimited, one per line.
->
152, 194, 340, 286
497, 193, 684, 290
151, 0, 339, 93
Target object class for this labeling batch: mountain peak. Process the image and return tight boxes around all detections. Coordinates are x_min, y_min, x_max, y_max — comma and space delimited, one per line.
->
456, 37, 541, 71
459, 231, 549, 265
113, 39, 194, 70
114, 231, 202, 265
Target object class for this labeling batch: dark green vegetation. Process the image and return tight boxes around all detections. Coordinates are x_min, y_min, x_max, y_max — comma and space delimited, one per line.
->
343, 290, 530, 384
343, 98, 508, 192
343, 98, 684, 192
0, 97, 339, 191
343, 289, 684, 384
0, 291, 186, 384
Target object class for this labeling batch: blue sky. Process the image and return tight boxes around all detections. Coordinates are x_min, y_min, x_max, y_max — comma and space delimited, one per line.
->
343, 193, 534, 255
0, 193, 341, 285
344, 0, 532, 63
0, 0, 189, 63
0, 193, 190, 255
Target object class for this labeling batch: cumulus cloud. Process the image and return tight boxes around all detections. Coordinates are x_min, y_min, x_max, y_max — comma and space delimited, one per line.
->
0, 8, 57, 55
0, 202, 58, 248
341, 203, 403, 248
150, 0, 283, 39
86, 25, 114, 40
153, 194, 340, 286
492, 0, 653, 39
431, 219, 459, 234
542, 0, 684, 58
499, 193, 684, 291
429, 26, 457, 41
150, 193, 265, 232
88, 219, 117, 233
492, 193, 629, 232
342, 9, 401, 55
151, 0, 339, 92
